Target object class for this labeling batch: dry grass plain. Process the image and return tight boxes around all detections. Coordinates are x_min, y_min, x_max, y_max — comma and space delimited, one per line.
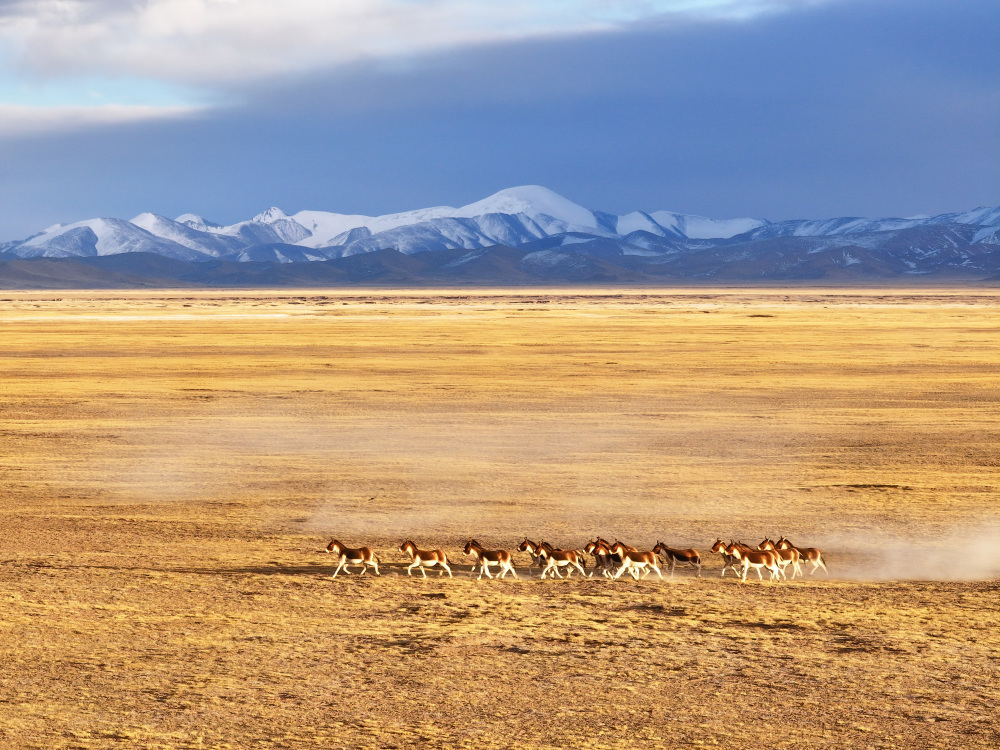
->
1, 288, 998, 749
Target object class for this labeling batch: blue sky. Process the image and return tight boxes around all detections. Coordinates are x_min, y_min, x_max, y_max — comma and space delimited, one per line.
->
0, 0, 997, 240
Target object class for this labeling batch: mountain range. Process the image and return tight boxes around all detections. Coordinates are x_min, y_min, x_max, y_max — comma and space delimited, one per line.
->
2, 186, 998, 287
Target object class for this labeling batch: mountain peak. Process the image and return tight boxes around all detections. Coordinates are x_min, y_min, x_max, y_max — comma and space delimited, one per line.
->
455, 185, 599, 230
253, 207, 289, 224
175, 213, 221, 230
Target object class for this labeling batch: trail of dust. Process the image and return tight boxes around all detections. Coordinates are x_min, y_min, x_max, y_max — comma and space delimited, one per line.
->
816, 526, 1000, 581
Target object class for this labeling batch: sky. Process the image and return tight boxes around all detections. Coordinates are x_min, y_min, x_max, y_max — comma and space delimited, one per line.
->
0, 0, 997, 240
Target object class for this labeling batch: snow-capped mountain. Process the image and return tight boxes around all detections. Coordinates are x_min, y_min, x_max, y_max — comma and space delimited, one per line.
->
9, 217, 209, 261
2, 186, 998, 282
1, 186, 768, 262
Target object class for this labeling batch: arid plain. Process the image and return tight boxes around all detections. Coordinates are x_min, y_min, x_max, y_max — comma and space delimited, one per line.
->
1, 289, 998, 750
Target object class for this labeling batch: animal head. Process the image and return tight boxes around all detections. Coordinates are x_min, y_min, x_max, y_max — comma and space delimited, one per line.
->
325, 539, 341, 553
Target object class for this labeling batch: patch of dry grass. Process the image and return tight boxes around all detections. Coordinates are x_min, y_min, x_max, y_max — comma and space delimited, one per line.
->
0, 289, 998, 748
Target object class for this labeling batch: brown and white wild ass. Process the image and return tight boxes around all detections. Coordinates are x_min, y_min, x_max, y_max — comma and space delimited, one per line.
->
758, 538, 802, 579
463, 539, 517, 579
585, 538, 622, 578
724, 541, 781, 583
609, 541, 664, 581
325, 539, 381, 578
398, 540, 453, 578
517, 538, 546, 571
775, 537, 828, 575
653, 541, 702, 577
536, 541, 588, 579
710, 538, 741, 577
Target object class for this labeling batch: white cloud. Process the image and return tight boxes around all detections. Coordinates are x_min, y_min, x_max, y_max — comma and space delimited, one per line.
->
0, 0, 823, 88
0, 0, 829, 135
0, 102, 205, 137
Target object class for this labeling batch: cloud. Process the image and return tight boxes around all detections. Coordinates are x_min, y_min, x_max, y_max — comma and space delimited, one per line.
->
0, 0, 827, 89
0, 102, 205, 136
0, 0, 994, 241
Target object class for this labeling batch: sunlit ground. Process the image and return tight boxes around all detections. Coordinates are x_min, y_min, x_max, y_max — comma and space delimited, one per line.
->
1, 289, 997, 748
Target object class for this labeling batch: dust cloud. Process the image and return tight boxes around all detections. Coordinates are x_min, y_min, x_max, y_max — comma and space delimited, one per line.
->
826, 526, 1000, 581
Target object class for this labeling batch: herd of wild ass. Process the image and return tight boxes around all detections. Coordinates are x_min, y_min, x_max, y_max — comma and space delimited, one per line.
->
323, 537, 828, 583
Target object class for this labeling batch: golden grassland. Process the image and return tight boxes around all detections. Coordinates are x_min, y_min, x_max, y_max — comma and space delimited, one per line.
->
1, 288, 998, 749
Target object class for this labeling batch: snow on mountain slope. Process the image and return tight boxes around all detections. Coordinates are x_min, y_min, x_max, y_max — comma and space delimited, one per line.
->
615, 211, 683, 238
185, 186, 768, 254
927, 206, 1000, 228
16, 218, 208, 260
972, 226, 1000, 244
176, 214, 222, 231
743, 209, 1000, 241
131, 213, 244, 257
292, 186, 604, 249
291, 207, 452, 248
329, 214, 550, 257
451, 186, 600, 230
647, 211, 767, 239
210, 207, 313, 245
